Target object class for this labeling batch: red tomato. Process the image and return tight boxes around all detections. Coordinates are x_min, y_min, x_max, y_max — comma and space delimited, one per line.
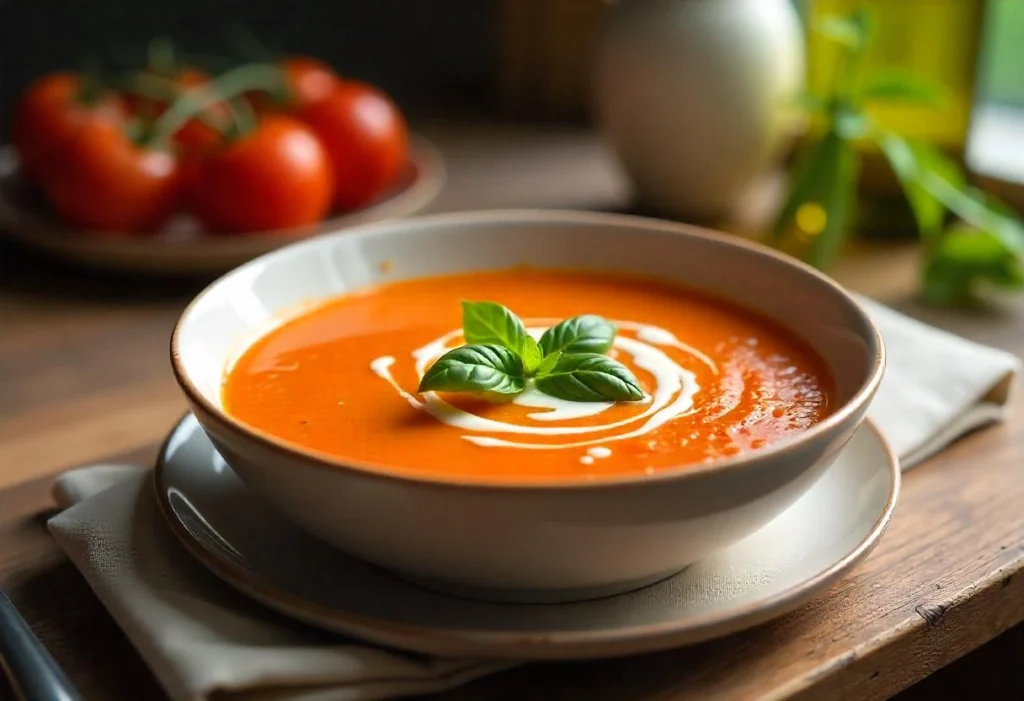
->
191, 114, 333, 233
248, 56, 343, 114
10, 73, 125, 184
280, 57, 343, 107
295, 81, 408, 210
44, 118, 180, 233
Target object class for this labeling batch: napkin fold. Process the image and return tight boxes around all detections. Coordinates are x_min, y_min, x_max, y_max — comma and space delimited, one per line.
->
47, 301, 1020, 701
49, 470, 510, 701
858, 297, 1020, 469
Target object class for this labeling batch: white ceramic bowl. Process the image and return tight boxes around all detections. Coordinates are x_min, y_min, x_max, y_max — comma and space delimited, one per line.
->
171, 210, 885, 603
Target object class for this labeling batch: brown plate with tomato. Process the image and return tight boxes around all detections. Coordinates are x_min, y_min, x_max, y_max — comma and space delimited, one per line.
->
0, 57, 445, 274
0, 138, 443, 274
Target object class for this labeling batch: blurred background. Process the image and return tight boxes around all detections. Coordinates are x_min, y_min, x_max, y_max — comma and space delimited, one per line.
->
1, 0, 1023, 303
3, 0, 1020, 123
0, 0, 496, 121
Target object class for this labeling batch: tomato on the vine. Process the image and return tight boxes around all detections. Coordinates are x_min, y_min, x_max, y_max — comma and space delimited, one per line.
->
280, 57, 343, 108
11, 73, 125, 184
295, 81, 408, 210
191, 114, 333, 233
124, 68, 227, 161
249, 56, 342, 114
44, 117, 180, 233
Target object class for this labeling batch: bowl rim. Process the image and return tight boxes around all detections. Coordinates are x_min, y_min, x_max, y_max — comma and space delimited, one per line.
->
170, 208, 886, 493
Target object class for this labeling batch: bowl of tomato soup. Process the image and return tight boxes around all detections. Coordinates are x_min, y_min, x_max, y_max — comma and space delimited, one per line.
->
171, 210, 884, 602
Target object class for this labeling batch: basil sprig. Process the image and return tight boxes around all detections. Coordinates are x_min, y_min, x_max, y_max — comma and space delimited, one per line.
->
418, 345, 525, 397
417, 301, 644, 403
461, 300, 529, 352
539, 314, 616, 355
534, 353, 644, 402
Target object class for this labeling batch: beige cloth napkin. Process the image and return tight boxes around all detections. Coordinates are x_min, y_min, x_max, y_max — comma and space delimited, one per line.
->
857, 297, 1021, 469
46, 301, 1020, 701
48, 469, 511, 701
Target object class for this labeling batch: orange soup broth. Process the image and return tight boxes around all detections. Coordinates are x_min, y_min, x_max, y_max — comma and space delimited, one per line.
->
223, 269, 834, 481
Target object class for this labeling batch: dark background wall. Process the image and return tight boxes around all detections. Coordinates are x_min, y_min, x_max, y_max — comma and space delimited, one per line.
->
0, 0, 497, 131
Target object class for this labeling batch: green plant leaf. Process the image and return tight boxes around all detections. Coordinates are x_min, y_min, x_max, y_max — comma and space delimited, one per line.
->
534, 353, 644, 402
772, 133, 842, 242
460, 300, 528, 353
534, 351, 562, 378
862, 70, 946, 106
772, 130, 859, 269
880, 135, 1024, 254
834, 105, 870, 140
879, 138, 1024, 306
935, 225, 1008, 266
932, 185, 1024, 255
921, 261, 973, 306
417, 344, 525, 396
794, 93, 829, 115
876, 135, 957, 239
538, 314, 617, 356
809, 135, 859, 269
922, 225, 1024, 305
983, 192, 1022, 221
815, 9, 873, 49
520, 335, 543, 374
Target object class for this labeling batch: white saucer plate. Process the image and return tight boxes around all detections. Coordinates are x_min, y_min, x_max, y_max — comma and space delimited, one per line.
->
155, 414, 899, 660
0, 137, 444, 275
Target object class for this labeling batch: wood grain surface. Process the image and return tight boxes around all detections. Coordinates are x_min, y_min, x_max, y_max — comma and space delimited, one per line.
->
1, 121, 1023, 701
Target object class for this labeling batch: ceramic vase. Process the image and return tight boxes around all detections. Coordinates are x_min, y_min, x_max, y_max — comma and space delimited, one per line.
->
593, 0, 806, 220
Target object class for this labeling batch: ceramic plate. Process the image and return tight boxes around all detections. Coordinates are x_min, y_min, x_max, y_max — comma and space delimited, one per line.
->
0, 137, 444, 275
155, 414, 898, 660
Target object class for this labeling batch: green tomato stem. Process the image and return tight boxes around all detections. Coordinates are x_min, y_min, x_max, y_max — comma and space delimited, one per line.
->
116, 72, 226, 137
223, 95, 257, 141
145, 63, 285, 148
116, 71, 180, 102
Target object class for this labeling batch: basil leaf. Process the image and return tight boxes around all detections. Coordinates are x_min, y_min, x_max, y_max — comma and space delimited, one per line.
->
418, 344, 525, 396
461, 300, 528, 352
538, 315, 617, 356
534, 353, 644, 402
520, 336, 543, 374
534, 351, 562, 378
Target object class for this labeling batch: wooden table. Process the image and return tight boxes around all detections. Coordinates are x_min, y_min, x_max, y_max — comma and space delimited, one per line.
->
2, 120, 1023, 701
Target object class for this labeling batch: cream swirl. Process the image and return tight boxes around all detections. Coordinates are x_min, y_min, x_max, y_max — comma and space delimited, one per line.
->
370, 320, 715, 453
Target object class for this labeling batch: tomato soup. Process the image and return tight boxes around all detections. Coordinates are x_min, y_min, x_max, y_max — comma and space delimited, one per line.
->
222, 269, 833, 481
